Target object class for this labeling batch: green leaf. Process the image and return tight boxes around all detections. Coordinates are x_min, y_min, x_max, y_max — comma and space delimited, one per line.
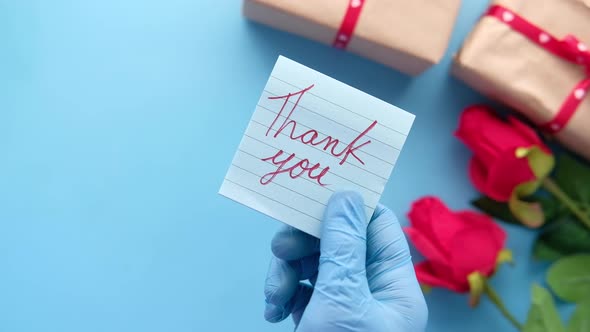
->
567, 301, 590, 332
472, 195, 562, 228
523, 284, 566, 332
510, 189, 545, 227
533, 217, 590, 261
521, 146, 556, 182
504, 147, 555, 228
547, 255, 590, 303
496, 249, 514, 267
472, 196, 521, 225
533, 195, 564, 222
468, 272, 485, 307
555, 154, 590, 204
533, 239, 567, 261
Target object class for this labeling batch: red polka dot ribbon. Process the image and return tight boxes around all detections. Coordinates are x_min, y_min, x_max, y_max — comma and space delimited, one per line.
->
487, 5, 590, 134
333, 0, 365, 49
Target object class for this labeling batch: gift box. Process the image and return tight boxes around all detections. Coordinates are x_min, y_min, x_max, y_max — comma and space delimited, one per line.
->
453, 0, 590, 160
243, 0, 462, 75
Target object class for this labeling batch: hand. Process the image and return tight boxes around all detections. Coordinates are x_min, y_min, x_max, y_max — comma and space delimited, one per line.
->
264, 191, 428, 331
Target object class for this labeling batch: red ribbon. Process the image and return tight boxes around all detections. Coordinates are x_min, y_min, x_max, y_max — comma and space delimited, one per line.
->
486, 5, 590, 134
333, 0, 365, 49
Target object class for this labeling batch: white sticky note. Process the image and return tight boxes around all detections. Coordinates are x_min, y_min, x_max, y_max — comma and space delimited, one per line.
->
219, 56, 414, 238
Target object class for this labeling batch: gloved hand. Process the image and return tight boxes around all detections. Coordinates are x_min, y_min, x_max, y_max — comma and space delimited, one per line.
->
264, 191, 428, 331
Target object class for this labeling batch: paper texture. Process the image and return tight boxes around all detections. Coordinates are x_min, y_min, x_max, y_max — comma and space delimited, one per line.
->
219, 56, 414, 237
453, 0, 590, 160
243, 0, 461, 75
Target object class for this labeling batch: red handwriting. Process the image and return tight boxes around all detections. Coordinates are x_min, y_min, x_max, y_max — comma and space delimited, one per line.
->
260, 84, 377, 186
260, 150, 330, 186
266, 85, 377, 166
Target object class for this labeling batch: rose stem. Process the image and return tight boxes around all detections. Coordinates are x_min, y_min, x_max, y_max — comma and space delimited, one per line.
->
542, 178, 590, 230
483, 282, 523, 331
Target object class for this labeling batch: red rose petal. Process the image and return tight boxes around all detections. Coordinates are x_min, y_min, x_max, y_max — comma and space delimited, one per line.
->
415, 261, 467, 293
469, 157, 491, 196
408, 197, 447, 252
455, 106, 503, 165
480, 116, 534, 151
456, 211, 506, 251
407, 196, 508, 296
448, 227, 502, 283
456, 106, 542, 168
427, 202, 472, 256
484, 149, 537, 202
404, 227, 450, 265
507, 116, 543, 146
508, 116, 553, 155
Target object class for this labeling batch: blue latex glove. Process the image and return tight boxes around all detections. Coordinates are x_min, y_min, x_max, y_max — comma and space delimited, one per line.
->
264, 191, 428, 331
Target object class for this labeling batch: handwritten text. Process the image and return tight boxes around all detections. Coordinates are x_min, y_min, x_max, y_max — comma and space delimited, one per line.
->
259, 85, 377, 186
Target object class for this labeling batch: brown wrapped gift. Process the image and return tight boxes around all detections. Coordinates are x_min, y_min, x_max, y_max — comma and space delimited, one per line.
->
243, 0, 462, 75
453, 0, 590, 160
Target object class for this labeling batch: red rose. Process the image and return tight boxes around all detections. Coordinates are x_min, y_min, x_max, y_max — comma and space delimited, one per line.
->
405, 197, 507, 298
455, 105, 555, 227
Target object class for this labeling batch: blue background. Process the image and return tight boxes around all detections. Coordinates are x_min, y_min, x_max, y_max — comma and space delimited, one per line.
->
0, 1, 573, 331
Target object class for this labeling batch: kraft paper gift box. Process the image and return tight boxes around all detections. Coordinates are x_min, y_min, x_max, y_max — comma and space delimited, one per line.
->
453, 0, 590, 161
243, 0, 462, 76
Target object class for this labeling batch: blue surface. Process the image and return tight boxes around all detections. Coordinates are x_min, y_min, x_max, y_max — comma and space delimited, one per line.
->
0, 1, 573, 331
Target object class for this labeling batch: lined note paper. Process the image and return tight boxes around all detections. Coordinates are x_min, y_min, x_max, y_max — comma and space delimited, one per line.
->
219, 56, 414, 238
